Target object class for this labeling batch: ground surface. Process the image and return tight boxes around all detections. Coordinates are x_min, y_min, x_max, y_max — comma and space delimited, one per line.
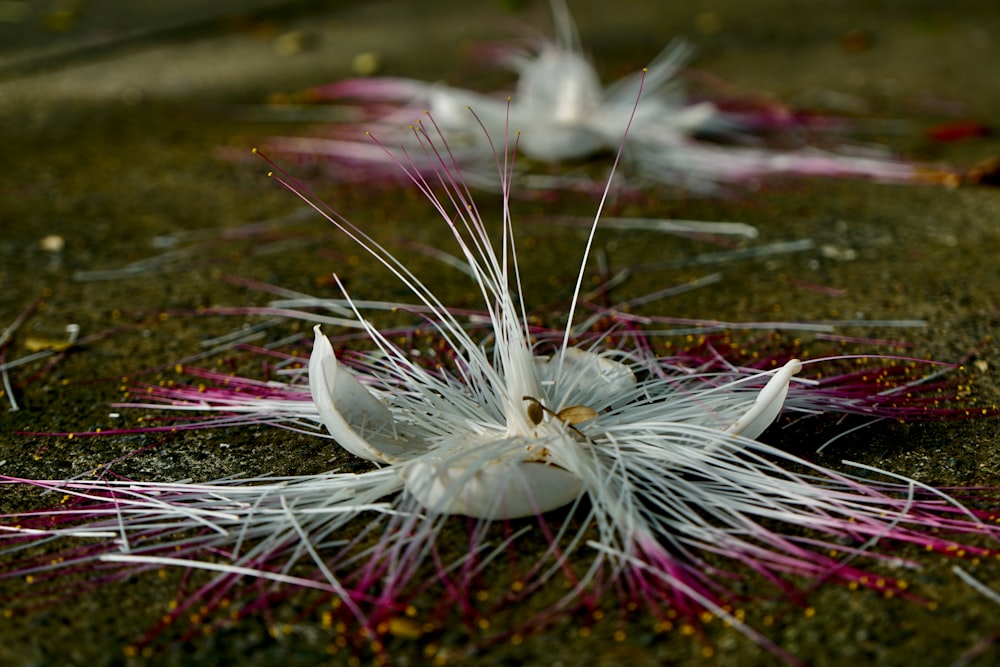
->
1, 1, 1000, 665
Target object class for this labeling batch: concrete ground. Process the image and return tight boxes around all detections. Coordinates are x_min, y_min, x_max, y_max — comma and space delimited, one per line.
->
1, 1, 999, 665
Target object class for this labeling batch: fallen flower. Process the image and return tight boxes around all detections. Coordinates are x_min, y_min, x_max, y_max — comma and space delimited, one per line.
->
1, 104, 996, 664
262, 0, 940, 194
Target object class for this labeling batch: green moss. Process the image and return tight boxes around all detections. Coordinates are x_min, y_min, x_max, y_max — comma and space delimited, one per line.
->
2, 1, 1000, 665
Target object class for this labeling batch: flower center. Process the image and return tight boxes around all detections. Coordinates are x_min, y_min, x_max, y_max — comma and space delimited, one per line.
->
522, 396, 598, 429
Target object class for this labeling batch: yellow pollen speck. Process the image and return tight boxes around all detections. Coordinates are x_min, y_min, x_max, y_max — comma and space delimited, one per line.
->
613, 630, 626, 642
351, 51, 380, 76
804, 607, 816, 618
701, 646, 715, 658
386, 617, 422, 639
578, 626, 591, 638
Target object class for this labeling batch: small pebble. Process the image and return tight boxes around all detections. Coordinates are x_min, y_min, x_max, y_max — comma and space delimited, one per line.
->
274, 30, 310, 57
39, 234, 65, 252
352, 51, 381, 76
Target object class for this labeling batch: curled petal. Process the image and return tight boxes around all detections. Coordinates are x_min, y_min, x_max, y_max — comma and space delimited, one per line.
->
536, 347, 636, 409
402, 457, 583, 519
309, 325, 408, 463
725, 359, 802, 439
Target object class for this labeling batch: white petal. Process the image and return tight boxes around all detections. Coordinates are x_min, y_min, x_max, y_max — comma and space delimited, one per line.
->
536, 347, 635, 408
429, 85, 506, 134
725, 359, 802, 440
309, 325, 407, 463
402, 458, 583, 519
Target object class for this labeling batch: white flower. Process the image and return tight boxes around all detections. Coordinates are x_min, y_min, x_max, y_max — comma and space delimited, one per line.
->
1, 102, 993, 662
267, 0, 919, 193
309, 317, 802, 521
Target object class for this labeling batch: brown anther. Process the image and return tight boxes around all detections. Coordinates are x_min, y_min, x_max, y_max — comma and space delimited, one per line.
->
524, 397, 544, 425
556, 405, 599, 425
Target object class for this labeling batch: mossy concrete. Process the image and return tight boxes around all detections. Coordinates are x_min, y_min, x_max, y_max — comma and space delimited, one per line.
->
1, 1, 999, 665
